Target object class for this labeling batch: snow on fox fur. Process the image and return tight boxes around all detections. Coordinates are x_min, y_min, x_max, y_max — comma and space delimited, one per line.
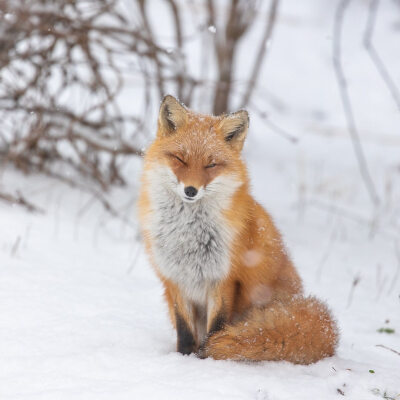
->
138, 95, 338, 364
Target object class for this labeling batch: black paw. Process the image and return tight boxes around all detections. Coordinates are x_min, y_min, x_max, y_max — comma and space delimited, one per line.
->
176, 312, 196, 355
177, 341, 196, 355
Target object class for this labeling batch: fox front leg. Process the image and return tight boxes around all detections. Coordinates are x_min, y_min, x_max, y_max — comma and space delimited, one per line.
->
175, 307, 197, 355
164, 281, 197, 355
197, 282, 235, 358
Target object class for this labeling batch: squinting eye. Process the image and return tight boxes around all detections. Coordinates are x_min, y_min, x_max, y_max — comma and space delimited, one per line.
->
173, 155, 186, 165
205, 163, 217, 169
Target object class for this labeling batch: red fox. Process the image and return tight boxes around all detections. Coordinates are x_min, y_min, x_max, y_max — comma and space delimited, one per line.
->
138, 95, 338, 364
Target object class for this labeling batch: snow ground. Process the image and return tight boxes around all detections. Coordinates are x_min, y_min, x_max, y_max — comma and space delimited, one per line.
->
1, 0, 400, 399
1, 140, 399, 399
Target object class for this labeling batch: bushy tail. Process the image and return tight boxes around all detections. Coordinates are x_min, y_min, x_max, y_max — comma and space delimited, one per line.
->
202, 296, 338, 365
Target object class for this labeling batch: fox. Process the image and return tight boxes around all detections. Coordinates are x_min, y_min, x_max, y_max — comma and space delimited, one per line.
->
138, 95, 338, 364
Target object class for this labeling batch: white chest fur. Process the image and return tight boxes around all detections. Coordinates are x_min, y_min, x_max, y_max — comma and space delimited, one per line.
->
146, 168, 237, 305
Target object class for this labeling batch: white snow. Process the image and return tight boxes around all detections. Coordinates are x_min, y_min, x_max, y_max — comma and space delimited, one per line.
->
1, 0, 400, 399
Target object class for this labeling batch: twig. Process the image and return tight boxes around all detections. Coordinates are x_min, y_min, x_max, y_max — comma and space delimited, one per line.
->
241, 0, 279, 108
387, 242, 400, 295
0, 190, 44, 213
375, 263, 387, 301
346, 274, 360, 308
333, 0, 380, 206
127, 243, 142, 274
211, 0, 258, 114
375, 344, 400, 357
249, 102, 298, 142
138, 0, 166, 99
11, 236, 21, 256
309, 199, 400, 239
316, 222, 338, 281
364, 0, 400, 112
38, 167, 136, 229
0, 0, 149, 189
165, 0, 188, 102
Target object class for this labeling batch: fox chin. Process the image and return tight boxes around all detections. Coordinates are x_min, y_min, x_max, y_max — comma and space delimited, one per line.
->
138, 95, 338, 364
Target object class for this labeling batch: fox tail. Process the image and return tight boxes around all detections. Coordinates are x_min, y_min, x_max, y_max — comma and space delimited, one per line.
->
201, 296, 338, 365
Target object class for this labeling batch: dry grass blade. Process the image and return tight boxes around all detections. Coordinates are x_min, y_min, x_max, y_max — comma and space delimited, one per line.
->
375, 344, 400, 357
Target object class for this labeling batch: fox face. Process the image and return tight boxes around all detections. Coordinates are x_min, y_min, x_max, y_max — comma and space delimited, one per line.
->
144, 95, 249, 205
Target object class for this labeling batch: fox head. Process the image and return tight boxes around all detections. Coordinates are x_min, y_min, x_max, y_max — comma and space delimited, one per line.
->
144, 95, 249, 204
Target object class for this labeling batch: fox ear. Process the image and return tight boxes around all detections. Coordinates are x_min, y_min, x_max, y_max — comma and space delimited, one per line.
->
217, 110, 249, 151
158, 95, 187, 136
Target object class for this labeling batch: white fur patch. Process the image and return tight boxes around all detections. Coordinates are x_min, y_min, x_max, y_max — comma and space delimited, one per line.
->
145, 164, 241, 305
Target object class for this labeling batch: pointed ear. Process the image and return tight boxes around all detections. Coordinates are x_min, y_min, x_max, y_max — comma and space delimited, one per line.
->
217, 110, 249, 151
158, 95, 187, 136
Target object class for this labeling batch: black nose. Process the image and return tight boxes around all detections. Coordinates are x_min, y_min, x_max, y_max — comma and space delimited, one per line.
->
184, 186, 198, 198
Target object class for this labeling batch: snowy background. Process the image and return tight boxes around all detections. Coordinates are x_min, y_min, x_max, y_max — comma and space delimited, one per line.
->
1, 0, 400, 399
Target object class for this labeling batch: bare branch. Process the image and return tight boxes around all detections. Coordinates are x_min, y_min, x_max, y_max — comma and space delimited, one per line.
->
333, 0, 380, 206
363, 0, 400, 113
137, 0, 166, 100
165, 0, 188, 103
0, 190, 44, 213
249, 101, 298, 142
240, 0, 279, 108
39, 166, 136, 228
212, 0, 258, 114
0, 0, 152, 189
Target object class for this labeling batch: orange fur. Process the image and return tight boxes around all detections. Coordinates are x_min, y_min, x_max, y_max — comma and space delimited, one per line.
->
201, 296, 338, 364
138, 95, 339, 364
